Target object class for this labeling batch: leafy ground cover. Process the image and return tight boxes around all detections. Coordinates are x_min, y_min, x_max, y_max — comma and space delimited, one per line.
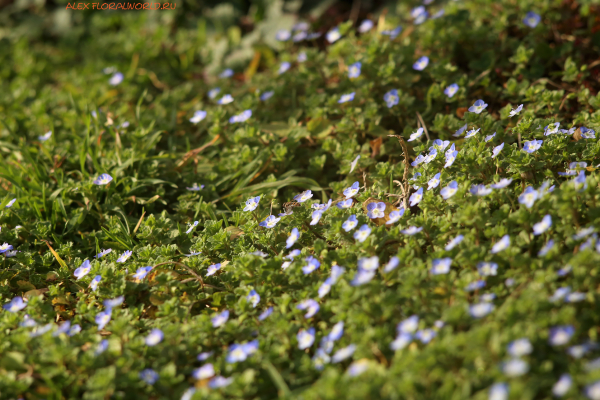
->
2, 0, 600, 399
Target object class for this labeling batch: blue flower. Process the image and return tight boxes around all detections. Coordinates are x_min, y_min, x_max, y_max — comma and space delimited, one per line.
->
522, 139, 543, 153
285, 227, 299, 249
94, 340, 108, 356
468, 99, 488, 114
275, 29, 291, 41
0, 242, 15, 254
411, 154, 425, 167
292, 31, 307, 42
209, 376, 233, 389
470, 184, 492, 196
444, 83, 459, 98
109, 72, 123, 86
297, 299, 319, 318
383, 256, 400, 272
490, 178, 512, 189
326, 27, 341, 43
538, 239, 555, 256
465, 280, 486, 292
523, 11, 541, 28
74, 259, 91, 280
548, 325, 574, 346
226, 340, 258, 363
140, 369, 159, 384
297, 52, 307, 62
90, 275, 101, 291
310, 209, 324, 225
297, 328, 315, 349
206, 263, 221, 277
243, 196, 260, 212
427, 173, 441, 190
104, 296, 124, 311
492, 143, 504, 158
95, 248, 112, 258
533, 215, 552, 235
259, 215, 281, 228
366, 202, 386, 218
186, 220, 199, 234
115, 250, 132, 263
464, 127, 480, 139
507, 338, 532, 357
398, 315, 419, 333
573, 170, 588, 191
93, 174, 113, 185
257, 307, 273, 321
192, 363, 215, 380
433, 139, 450, 150
415, 329, 436, 344
3, 296, 26, 312
302, 256, 321, 274
509, 104, 523, 117
332, 344, 356, 363
401, 226, 423, 235
219, 69, 234, 78
133, 266, 153, 280
413, 56, 429, 71
581, 127, 596, 139
485, 132, 496, 142
489, 383, 509, 400
518, 186, 539, 208
342, 215, 358, 232
445, 234, 464, 250
338, 92, 355, 103
186, 183, 204, 191
351, 269, 376, 286
574, 226, 595, 240
391, 332, 413, 350
294, 190, 313, 203
431, 258, 452, 275
336, 199, 353, 209
312, 199, 332, 211
383, 89, 399, 108
285, 249, 301, 261
260, 91, 274, 101
491, 235, 510, 254
381, 26, 402, 39
5, 198, 16, 208
409, 187, 423, 206
544, 122, 560, 136
229, 110, 252, 123
411, 6, 428, 24
208, 88, 221, 99
408, 128, 424, 142
478, 262, 498, 276
278, 62, 291, 75
190, 110, 207, 124
95, 311, 111, 330
212, 310, 229, 327
217, 94, 234, 105
386, 208, 405, 225
358, 19, 374, 33
353, 224, 371, 242
552, 374, 572, 397
348, 62, 362, 78
38, 131, 52, 142
469, 302, 494, 318
247, 290, 260, 308
343, 181, 360, 198
444, 150, 458, 168
346, 360, 370, 377
453, 124, 468, 137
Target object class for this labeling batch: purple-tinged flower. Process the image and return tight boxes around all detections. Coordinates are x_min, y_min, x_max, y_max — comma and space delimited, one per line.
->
508, 338, 532, 357
90, 275, 101, 291
326, 27, 342, 43
409, 187, 423, 206
260, 91, 274, 101
465, 280, 486, 292
522, 139, 543, 153
433, 139, 450, 150
538, 239, 555, 256
297, 328, 315, 349
346, 360, 370, 377
411, 6, 428, 24
94, 340, 108, 355
286, 228, 299, 249
581, 127, 596, 139
247, 290, 260, 308
226, 340, 258, 363
3, 296, 26, 313
109, 72, 123, 86
544, 122, 560, 136
336, 198, 353, 209
383, 89, 399, 108
297, 52, 307, 62
95, 311, 111, 330
186, 183, 204, 191
413, 56, 429, 71
208, 88, 220, 99
343, 215, 358, 231
297, 299, 319, 318
401, 226, 423, 235
478, 261, 498, 276
343, 181, 360, 199
533, 215, 552, 235
5, 198, 16, 208
366, 202, 386, 218
74, 259, 91, 280
217, 94, 234, 105
332, 344, 356, 363
190, 110, 207, 124
427, 173, 441, 190
445, 234, 464, 250
490, 178, 512, 189
116, 250, 132, 263
351, 269, 376, 286
209, 376, 233, 389
523, 11, 541, 28
492, 143, 504, 158
552, 374, 572, 397
391, 332, 413, 350
358, 256, 379, 272
229, 110, 252, 123
408, 128, 424, 142
294, 190, 313, 203
518, 186, 538, 208
415, 329, 436, 344
219, 69, 234, 78
212, 310, 229, 327
491, 235, 510, 254
192, 363, 214, 380
302, 256, 321, 274
574, 226, 595, 240
259, 215, 281, 228
469, 302, 494, 318
464, 128, 480, 139
573, 170, 588, 191
39, 131, 52, 142
243, 196, 260, 212
381, 26, 402, 39
95, 248, 112, 259
453, 124, 468, 137
398, 315, 419, 334
338, 92, 355, 103
386, 209, 405, 225
549, 326, 574, 346
354, 224, 371, 242
485, 132, 496, 142
0, 242, 16, 254
411, 154, 425, 167
258, 307, 273, 321
502, 358, 529, 377
509, 104, 523, 117
444, 83, 459, 98
206, 263, 221, 277
275, 29, 291, 41
133, 266, 153, 280
431, 258, 452, 275
93, 174, 113, 185
358, 19, 374, 33
185, 221, 199, 234
278, 62, 291, 75
140, 369, 159, 384
348, 62, 361, 78
470, 184, 492, 196
468, 100, 488, 114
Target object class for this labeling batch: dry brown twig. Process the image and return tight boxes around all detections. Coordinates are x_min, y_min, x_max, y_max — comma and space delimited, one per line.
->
388, 134, 411, 209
